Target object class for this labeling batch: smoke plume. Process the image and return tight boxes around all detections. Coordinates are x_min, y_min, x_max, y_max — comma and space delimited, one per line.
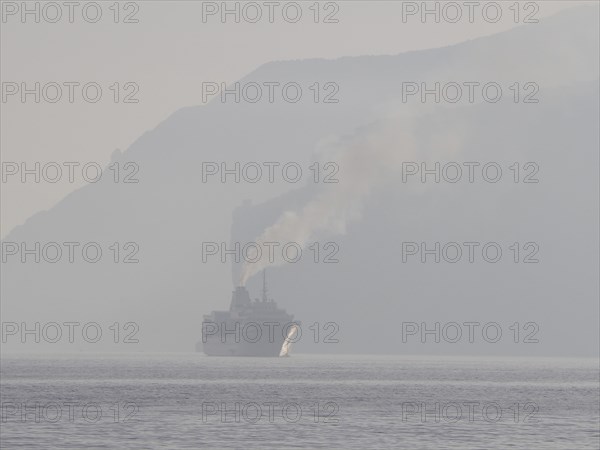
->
239, 118, 427, 285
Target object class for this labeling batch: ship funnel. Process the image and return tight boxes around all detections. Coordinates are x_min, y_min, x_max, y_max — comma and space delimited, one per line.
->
230, 285, 251, 310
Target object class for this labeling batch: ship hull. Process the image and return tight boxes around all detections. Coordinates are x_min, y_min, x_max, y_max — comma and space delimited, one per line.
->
196, 330, 284, 357
199, 336, 285, 357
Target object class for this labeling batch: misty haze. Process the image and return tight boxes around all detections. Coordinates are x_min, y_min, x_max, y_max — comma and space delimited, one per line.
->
1, 1, 599, 449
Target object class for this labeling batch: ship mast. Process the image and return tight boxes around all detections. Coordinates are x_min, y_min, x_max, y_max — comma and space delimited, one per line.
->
262, 269, 269, 302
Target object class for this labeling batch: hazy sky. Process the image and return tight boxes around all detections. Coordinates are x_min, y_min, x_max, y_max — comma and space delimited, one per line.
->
0, 1, 587, 237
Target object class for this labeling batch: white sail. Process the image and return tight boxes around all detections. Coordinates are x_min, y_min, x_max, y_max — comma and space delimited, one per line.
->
279, 324, 299, 357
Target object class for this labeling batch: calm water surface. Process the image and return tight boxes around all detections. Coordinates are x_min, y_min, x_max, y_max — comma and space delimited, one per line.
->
1, 353, 598, 449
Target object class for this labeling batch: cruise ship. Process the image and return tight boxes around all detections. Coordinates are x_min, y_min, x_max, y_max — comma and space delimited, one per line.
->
198, 272, 299, 357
